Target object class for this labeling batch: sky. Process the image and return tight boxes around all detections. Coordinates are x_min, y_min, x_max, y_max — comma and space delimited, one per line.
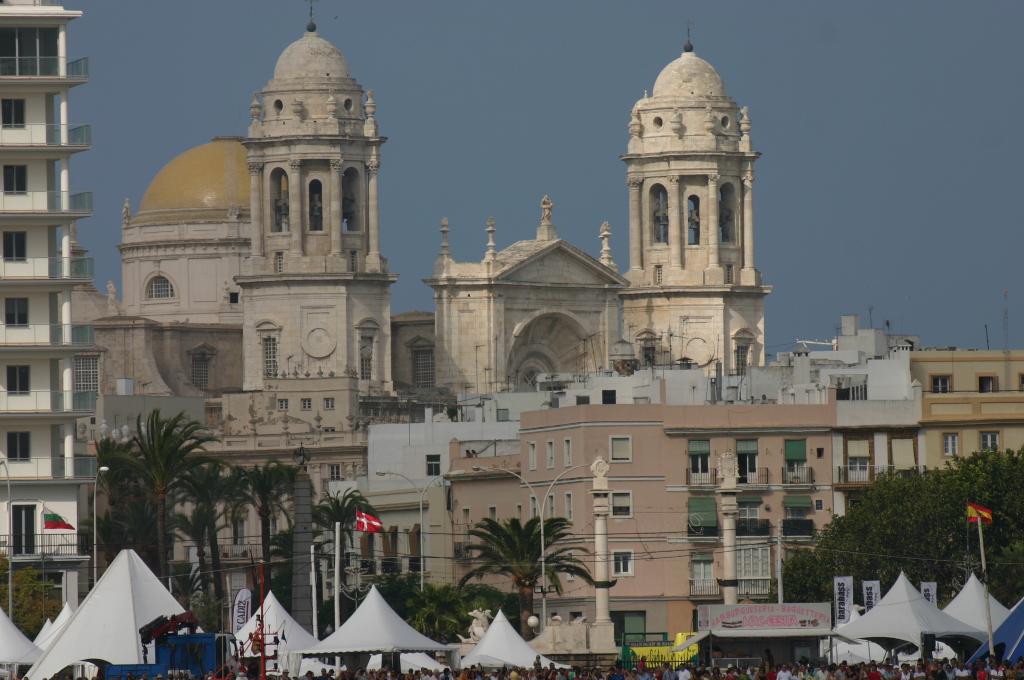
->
68, 1, 1024, 353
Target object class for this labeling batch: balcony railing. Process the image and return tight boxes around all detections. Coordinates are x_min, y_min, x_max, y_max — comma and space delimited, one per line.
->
408, 556, 422, 573
738, 467, 769, 486
782, 518, 816, 537
0, 532, 86, 559
0, 324, 94, 346
687, 523, 720, 538
0, 389, 95, 413
0, 191, 93, 214
738, 577, 774, 597
689, 578, 720, 597
736, 518, 771, 536
0, 124, 91, 147
360, 558, 376, 574
381, 556, 400, 575
781, 465, 814, 485
0, 56, 88, 79
0, 256, 93, 279
686, 468, 717, 486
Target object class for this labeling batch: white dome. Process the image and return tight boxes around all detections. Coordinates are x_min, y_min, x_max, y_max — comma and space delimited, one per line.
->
652, 49, 726, 99
273, 25, 349, 81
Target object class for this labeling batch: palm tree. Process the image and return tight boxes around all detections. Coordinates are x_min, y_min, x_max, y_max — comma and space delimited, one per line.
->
238, 461, 295, 575
180, 463, 242, 602
313, 488, 376, 621
172, 507, 212, 593
459, 516, 592, 635
119, 410, 216, 579
406, 584, 467, 641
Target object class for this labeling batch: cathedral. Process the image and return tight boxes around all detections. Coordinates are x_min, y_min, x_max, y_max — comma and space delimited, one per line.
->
74, 24, 768, 467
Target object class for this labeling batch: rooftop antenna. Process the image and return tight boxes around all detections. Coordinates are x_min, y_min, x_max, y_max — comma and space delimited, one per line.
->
305, 0, 318, 31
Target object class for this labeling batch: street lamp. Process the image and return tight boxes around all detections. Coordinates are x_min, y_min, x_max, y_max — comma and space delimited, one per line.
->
471, 462, 588, 631
93, 465, 109, 587
0, 458, 10, 620
375, 470, 443, 590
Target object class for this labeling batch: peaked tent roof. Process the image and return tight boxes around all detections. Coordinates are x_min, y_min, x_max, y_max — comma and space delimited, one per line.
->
34, 602, 75, 651
32, 620, 52, 647
460, 610, 567, 669
236, 591, 318, 670
840, 573, 986, 648
368, 652, 445, 671
967, 595, 1024, 665
944, 574, 1010, 631
0, 605, 41, 664
28, 549, 185, 680
298, 586, 447, 654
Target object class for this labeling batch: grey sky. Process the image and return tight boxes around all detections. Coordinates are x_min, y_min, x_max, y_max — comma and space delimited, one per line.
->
70, 1, 1024, 353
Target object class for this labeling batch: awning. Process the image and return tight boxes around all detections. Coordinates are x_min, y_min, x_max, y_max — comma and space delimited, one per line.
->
688, 439, 710, 455
688, 496, 718, 527
784, 440, 807, 461
783, 495, 812, 508
671, 631, 710, 651
710, 627, 833, 639
736, 440, 758, 454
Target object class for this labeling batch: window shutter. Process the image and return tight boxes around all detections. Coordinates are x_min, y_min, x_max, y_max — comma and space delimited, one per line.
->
784, 439, 807, 461
782, 495, 812, 509
891, 439, 916, 469
687, 496, 718, 527
688, 439, 710, 455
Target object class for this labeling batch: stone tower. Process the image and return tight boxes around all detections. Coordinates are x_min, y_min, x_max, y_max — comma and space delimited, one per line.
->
237, 21, 396, 392
620, 39, 770, 373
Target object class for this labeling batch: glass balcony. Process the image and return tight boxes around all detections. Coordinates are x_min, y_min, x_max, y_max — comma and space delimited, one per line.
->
6, 456, 96, 479
0, 191, 92, 214
0, 389, 95, 413
0, 323, 93, 346
0, 124, 91, 147
0, 56, 88, 79
0, 256, 93, 279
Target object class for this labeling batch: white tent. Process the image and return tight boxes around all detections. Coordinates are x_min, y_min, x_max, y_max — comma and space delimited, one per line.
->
298, 586, 447, 654
34, 603, 74, 651
460, 610, 567, 669
943, 573, 1010, 631
368, 652, 444, 671
0, 605, 41, 665
28, 549, 185, 680
236, 591, 319, 671
840, 573, 986, 649
822, 610, 887, 664
31, 621, 51, 648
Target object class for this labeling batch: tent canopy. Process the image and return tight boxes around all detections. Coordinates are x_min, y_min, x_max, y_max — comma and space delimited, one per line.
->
460, 610, 567, 669
840, 573, 986, 649
298, 586, 447, 654
967, 595, 1024, 664
368, 652, 444, 671
0, 605, 41, 665
236, 591, 318, 670
28, 549, 185, 680
944, 574, 1010, 631
34, 602, 74, 651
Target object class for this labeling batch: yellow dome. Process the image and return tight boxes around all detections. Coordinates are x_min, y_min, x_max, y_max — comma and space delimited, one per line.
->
136, 137, 249, 221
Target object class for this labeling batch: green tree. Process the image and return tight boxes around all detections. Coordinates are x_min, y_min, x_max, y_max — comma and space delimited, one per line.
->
116, 410, 216, 579
238, 461, 296, 575
172, 507, 213, 594
181, 462, 242, 602
406, 583, 468, 641
313, 488, 375, 621
0, 558, 62, 637
459, 516, 592, 636
989, 539, 1024, 606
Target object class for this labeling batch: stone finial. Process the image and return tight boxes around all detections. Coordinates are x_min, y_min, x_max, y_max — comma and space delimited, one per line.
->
739, 106, 752, 152
121, 198, 131, 228
628, 107, 643, 138
291, 98, 305, 120
536, 194, 558, 241
599, 221, 616, 270
249, 93, 262, 121
703, 105, 715, 135
484, 217, 497, 263
326, 93, 338, 119
363, 90, 378, 136
670, 108, 685, 138
439, 217, 450, 258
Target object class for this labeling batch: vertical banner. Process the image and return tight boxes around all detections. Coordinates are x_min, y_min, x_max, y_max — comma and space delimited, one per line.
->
834, 576, 854, 625
863, 580, 881, 611
920, 581, 937, 605
233, 587, 252, 634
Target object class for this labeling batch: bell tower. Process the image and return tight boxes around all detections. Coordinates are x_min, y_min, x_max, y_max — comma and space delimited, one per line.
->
619, 39, 770, 373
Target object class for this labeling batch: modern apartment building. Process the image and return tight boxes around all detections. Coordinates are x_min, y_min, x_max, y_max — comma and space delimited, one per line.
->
0, 0, 94, 605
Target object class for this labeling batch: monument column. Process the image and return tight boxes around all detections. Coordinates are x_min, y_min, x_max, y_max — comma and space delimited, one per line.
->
668, 176, 682, 271
627, 176, 643, 277
365, 159, 382, 272
740, 173, 757, 285
248, 162, 264, 257
588, 457, 616, 653
289, 159, 304, 255
329, 159, 343, 256
717, 451, 739, 605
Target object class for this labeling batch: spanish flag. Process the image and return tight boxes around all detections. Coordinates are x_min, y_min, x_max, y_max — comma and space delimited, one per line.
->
967, 502, 993, 525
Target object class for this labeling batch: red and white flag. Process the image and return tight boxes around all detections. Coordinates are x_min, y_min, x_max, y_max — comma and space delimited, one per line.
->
355, 510, 383, 533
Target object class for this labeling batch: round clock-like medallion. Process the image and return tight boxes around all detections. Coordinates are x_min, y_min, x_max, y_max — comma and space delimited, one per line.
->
304, 327, 336, 358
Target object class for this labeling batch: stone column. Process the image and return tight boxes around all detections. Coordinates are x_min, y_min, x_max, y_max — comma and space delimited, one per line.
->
248, 162, 264, 257
668, 176, 682, 271
718, 451, 739, 605
705, 173, 723, 283
329, 159, 343, 256
365, 159, 382, 272
740, 173, 757, 285
289, 160, 304, 255
627, 176, 643, 277
588, 458, 616, 653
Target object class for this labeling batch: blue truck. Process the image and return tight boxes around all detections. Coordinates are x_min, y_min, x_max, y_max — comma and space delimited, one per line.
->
104, 613, 238, 680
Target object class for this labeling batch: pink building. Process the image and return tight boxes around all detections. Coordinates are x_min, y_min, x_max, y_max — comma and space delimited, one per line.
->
447, 401, 836, 643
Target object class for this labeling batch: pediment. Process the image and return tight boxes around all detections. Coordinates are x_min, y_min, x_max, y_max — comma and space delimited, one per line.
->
497, 242, 626, 287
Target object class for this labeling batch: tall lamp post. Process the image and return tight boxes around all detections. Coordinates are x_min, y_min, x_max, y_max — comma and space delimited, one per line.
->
93, 464, 109, 587
471, 462, 588, 631
375, 470, 443, 590
0, 458, 10, 620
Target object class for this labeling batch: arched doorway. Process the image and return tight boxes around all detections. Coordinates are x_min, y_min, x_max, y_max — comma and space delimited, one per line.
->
507, 312, 590, 389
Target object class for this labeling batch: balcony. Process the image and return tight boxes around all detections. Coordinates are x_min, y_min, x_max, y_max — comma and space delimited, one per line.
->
0, 256, 93, 280
781, 465, 814, 485
738, 467, 769, 486
0, 191, 93, 216
686, 468, 717, 486
687, 523, 720, 539
0, 389, 95, 414
736, 518, 771, 537
688, 578, 720, 598
0, 324, 93, 348
738, 577, 774, 597
381, 556, 401, 575
408, 556, 422, 573
0, 532, 87, 559
219, 543, 260, 560
6, 456, 97, 480
0, 56, 89, 80
0, 124, 91, 148
782, 518, 816, 538
359, 558, 376, 574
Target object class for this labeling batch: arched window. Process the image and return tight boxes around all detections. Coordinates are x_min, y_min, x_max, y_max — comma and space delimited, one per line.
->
270, 168, 289, 232
719, 183, 736, 243
146, 275, 174, 300
687, 195, 700, 245
308, 179, 323, 231
342, 168, 360, 231
650, 185, 669, 244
